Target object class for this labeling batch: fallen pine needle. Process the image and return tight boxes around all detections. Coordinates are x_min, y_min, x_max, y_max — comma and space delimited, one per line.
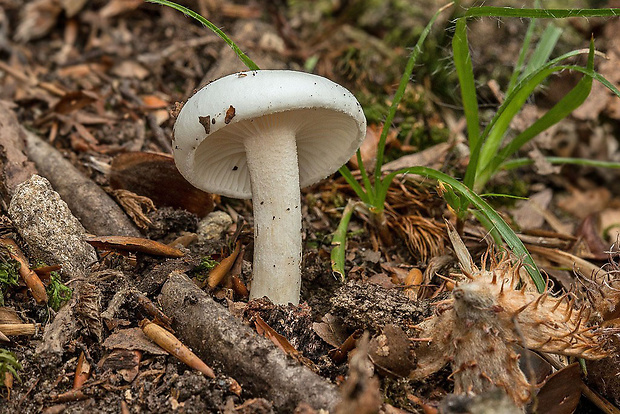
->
73, 351, 91, 389
140, 319, 215, 378
207, 241, 241, 289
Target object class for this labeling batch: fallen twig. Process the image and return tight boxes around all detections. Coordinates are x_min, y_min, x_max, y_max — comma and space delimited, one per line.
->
22, 130, 140, 237
0, 324, 37, 336
159, 271, 340, 411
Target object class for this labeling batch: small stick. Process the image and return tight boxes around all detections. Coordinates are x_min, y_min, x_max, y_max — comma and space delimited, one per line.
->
140, 319, 215, 378
132, 292, 173, 330
50, 389, 89, 403
0, 324, 37, 336
0, 239, 48, 304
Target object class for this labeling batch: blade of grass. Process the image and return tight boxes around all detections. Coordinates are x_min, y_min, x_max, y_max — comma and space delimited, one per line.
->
384, 167, 545, 292
475, 48, 609, 183
479, 40, 596, 185
521, 24, 562, 80
338, 165, 371, 204
145, 0, 259, 71
506, 17, 537, 95
502, 157, 620, 171
356, 150, 375, 201
464, 7, 620, 19
453, 18, 481, 190
330, 200, 358, 281
373, 2, 453, 184
470, 209, 503, 246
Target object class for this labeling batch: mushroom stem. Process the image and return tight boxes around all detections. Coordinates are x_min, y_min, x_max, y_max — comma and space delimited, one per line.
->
244, 118, 302, 305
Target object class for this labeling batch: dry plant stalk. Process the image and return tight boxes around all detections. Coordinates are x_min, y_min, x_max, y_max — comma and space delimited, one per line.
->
140, 319, 215, 378
411, 255, 608, 408
0, 324, 36, 336
0, 238, 48, 304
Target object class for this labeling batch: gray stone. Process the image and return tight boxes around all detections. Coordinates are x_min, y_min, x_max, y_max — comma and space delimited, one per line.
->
197, 211, 233, 242
8, 175, 97, 279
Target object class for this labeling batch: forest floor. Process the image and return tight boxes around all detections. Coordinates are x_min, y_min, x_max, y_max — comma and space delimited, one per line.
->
1, 0, 620, 413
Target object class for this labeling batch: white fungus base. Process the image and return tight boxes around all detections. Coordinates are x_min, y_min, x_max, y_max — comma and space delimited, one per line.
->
244, 120, 302, 305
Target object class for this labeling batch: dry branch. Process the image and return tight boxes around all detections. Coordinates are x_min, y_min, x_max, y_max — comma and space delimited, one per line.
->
22, 129, 140, 237
159, 271, 340, 412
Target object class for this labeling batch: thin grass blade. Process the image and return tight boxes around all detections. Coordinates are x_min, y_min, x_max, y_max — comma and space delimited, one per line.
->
478, 39, 598, 187
330, 200, 358, 281
453, 18, 481, 190
506, 18, 537, 95
373, 3, 453, 183
502, 157, 620, 171
521, 24, 562, 80
464, 7, 620, 19
338, 165, 371, 204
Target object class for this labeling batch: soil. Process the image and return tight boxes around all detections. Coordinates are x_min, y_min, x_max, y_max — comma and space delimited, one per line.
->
0, 1, 619, 413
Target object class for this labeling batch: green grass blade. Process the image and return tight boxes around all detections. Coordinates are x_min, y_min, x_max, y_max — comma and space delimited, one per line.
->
502, 157, 620, 171
384, 167, 545, 292
145, 0, 259, 70
356, 150, 375, 200
339, 165, 371, 204
330, 200, 358, 281
464, 7, 620, 19
481, 75, 592, 186
521, 24, 562, 80
470, 209, 503, 246
478, 40, 600, 186
474, 49, 597, 186
506, 18, 537, 95
373, 3, 453, 183
454, 18, 481, 190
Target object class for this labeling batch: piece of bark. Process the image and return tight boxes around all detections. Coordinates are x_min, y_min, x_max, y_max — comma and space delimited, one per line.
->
0, 101, 37, 204
8, 175, 97, 279
160, 271, 339, 412
22, 129, 140, 237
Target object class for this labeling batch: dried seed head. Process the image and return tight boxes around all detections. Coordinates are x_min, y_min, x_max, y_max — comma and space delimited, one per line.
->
411, 254, 609, 408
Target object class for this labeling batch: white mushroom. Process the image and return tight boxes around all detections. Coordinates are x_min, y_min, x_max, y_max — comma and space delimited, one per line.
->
173, 70, 366, 305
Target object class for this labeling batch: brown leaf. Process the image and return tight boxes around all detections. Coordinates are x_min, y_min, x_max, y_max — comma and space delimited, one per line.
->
110, 152, 213, 217
0, 308, 23, 324
348, 124, 381, 170
100, 349, 141, 383
99, 0, 143, 18
557, 187, 611, 220
15, 0, 62, 43
53, 91, 98, 115
85, 235, 185, 258
103, 327, 167, 355
535, 363, 583, 414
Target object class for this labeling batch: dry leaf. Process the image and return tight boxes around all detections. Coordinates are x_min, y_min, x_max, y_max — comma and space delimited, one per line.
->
110, 152, 214, 217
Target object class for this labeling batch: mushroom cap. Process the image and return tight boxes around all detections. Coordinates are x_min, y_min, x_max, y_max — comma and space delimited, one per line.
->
173, 70, 367, 199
